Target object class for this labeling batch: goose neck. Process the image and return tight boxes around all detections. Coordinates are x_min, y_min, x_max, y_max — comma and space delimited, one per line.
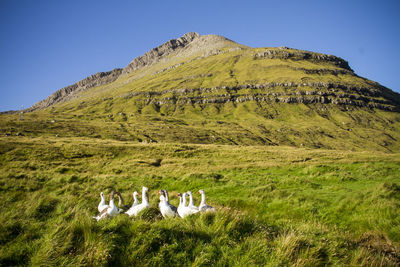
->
178, 195, 183, 207
188, 193, 194, 206
109, 199, 115, 208
118, 195, 124, 206
182, 193, 187, 206
200, 192, 206, 206
142, 191, 149, 204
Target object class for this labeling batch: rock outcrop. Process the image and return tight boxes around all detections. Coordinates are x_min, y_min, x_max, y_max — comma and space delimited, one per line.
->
28, 68, 123, 111
255, 49, 353, 71
119, 82, 400, 112
122, 32, 200, 74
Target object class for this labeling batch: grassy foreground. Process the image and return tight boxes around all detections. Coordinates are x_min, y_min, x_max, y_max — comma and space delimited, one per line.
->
0, 136, 399, 266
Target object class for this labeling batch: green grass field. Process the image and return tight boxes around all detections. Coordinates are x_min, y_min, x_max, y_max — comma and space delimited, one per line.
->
1, 136, 399, 266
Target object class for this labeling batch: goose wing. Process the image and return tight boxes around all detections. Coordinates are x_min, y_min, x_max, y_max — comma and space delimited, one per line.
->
93, 206, 110, 221
170, 204, 178, 214
200, 204, 215, 212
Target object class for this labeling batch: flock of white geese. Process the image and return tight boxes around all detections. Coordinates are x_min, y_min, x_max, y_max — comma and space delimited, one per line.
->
93, 186, 215, 221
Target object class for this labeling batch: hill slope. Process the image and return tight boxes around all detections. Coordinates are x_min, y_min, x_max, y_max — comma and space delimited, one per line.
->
2, 32, 399, 152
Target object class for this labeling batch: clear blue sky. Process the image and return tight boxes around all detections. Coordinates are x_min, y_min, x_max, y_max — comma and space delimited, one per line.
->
0, 0, 399, 111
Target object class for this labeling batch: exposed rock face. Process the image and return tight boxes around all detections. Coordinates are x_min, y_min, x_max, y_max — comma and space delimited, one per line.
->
122, 32, 200, 74
28, 68, 122, 111
255, 49, 353, 71
119, 82, 400, 112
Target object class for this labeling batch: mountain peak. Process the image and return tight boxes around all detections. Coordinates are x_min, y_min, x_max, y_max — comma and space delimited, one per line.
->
179, 32, 200, 42
122, 32, 242, 75
122, 32, 201, 74
27, 32, 243, 111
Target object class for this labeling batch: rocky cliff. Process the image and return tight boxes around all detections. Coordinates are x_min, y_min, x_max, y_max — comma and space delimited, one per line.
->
118, 82, 399, 112
254, 47, 353, 71
122, 32, 200, 74
28, 68, 123, 111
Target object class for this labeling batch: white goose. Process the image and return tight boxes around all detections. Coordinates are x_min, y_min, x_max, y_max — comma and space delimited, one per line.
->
177, 192, 197, 218
93, 191, 119, 221
124, 191, 139, 213
97, 192, 108, 213
125, 187, 150, 217
198, 189, 215, 212
186, 191, 200, 213
177, 192, 187, 218
158, 190, 178, 218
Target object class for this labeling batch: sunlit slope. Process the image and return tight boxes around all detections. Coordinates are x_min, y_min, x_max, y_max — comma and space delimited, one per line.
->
2, 34, 400, 151
50, 46, 398, 107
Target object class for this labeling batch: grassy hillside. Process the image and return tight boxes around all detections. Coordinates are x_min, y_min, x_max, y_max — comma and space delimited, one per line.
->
7, 38, 399, 152
2, 100, 400, 152
0, 136, 399, 266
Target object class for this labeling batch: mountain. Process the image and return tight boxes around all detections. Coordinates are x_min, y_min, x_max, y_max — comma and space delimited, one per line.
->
1, 33, 400, 266
2, 32, 400, 151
